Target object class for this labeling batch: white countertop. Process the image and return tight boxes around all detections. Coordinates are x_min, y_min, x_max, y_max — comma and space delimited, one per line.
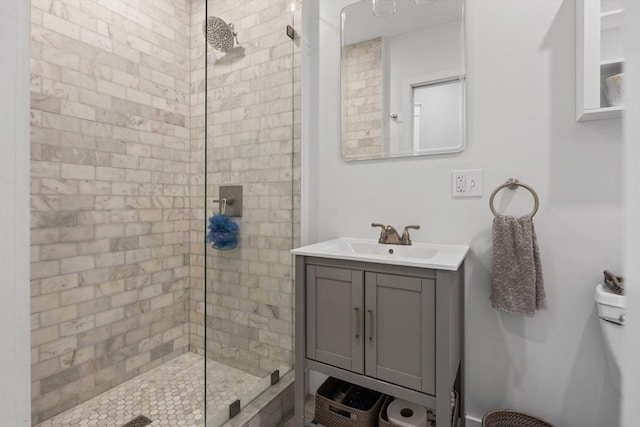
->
291, 237, 469, 271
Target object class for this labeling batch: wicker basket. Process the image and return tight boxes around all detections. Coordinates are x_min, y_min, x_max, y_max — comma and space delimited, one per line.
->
314, 377, 385, 427
377, 396, 393, 427
482, 410, 554, 427
378, 393, 458, 427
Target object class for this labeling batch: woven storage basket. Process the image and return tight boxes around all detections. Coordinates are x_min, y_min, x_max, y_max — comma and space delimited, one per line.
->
482, 410, 554, 427
378, 392, 458, 427
378, 396, 394, 427
315, 377, 385, 427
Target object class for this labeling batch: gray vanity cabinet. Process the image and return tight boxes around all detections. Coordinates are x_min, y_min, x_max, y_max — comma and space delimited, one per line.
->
305, 267, 435, 392
365, 272, 435, 395
306, 265, 364, 373
295, 255, 464, 426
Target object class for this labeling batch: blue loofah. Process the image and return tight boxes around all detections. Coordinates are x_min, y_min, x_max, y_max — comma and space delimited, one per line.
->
206, 213, 239, 250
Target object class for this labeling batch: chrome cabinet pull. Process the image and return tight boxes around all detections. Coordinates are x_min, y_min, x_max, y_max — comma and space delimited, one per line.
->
366, 309, 373, 340
353, 307, 360, 339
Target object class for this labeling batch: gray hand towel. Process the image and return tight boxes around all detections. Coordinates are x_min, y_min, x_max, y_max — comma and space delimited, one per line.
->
490, 214, 546, 316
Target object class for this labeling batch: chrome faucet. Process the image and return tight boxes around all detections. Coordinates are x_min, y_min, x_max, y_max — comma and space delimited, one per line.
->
371, 223, 420, 245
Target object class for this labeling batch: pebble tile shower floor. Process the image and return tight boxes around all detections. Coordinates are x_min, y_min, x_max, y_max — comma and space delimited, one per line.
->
36, 352, 263, 427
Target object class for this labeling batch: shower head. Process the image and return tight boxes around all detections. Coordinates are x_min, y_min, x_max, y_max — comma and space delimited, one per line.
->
203, 16, 238, 52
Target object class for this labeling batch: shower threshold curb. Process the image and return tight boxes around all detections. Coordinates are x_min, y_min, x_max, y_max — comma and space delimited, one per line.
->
220, 370, 294, 427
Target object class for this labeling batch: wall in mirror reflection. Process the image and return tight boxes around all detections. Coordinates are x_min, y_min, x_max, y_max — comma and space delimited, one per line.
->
342, 37, 384, 158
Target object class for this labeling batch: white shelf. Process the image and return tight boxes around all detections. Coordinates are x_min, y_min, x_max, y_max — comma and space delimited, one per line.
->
578, 105, 623, 122
601, 57, 624, 66
601, 8, 625, 30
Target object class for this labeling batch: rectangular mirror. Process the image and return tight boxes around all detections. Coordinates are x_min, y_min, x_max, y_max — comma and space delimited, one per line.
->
341, 0, 466, 161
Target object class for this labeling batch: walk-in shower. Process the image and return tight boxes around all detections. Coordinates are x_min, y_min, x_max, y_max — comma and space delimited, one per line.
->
29, 0, 300, 425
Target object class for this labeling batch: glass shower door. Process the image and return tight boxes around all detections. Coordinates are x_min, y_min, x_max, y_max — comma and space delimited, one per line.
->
199, 0, 300, 424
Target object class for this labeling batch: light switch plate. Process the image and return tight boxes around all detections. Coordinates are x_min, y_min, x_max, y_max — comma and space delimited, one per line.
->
452, 169, 483, 198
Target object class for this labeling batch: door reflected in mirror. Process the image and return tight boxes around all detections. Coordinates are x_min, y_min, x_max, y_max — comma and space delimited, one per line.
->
341, 0, 466, 161
412, 78, 463, 153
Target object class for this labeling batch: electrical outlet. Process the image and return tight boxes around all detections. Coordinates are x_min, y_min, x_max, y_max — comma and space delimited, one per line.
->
455, 175, 466, 192
452, 169, 483, 198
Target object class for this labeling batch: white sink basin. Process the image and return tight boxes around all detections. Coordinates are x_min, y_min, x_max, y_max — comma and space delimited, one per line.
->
291, 238, 469, 270
347, 240, 438, 259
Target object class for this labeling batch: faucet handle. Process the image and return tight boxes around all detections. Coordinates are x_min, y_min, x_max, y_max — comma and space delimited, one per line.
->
371, 223, 387, 243
401, 225, 421, 245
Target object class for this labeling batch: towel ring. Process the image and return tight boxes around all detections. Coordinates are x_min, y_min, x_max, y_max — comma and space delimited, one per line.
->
489, 178, 539, 218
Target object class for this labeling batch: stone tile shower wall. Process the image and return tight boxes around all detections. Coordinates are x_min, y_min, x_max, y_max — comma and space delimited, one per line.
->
342, 37, 383, 159
189, 0, 301, 377
29, 0, 192, 423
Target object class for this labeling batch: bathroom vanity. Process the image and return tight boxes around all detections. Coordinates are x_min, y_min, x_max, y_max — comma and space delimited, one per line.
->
292, 238, 468, 426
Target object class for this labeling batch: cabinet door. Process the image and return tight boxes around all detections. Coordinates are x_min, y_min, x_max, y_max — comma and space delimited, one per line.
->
306, 265, 364, 373
365, 273, 435, 395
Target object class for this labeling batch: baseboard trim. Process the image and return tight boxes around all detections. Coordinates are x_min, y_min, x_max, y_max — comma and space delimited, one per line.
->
465, 415, 482, 427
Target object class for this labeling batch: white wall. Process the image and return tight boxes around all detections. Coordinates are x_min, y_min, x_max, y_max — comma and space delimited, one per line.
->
0, 0, 31, 425
622, 0, 640, 426
303, 1, 622, 425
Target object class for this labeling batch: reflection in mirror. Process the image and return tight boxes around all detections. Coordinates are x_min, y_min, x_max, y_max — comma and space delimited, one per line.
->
413, 78, 462, 153
341, 0, 465, 161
